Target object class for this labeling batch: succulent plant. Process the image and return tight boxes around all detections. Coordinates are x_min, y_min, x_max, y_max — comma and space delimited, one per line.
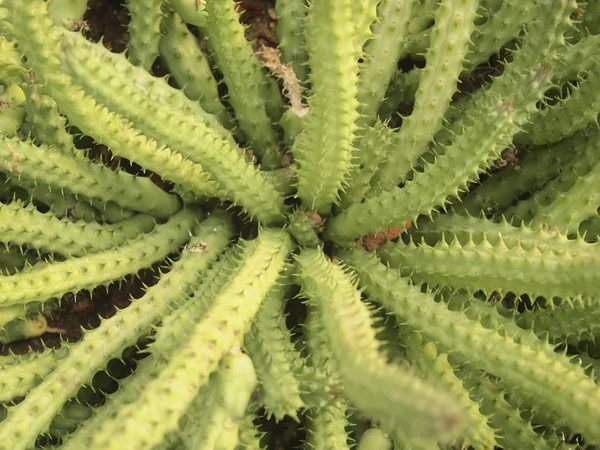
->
0, 0, 598, 448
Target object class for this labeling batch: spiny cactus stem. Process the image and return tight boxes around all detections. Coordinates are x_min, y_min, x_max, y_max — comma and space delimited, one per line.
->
0, 214, 233, 450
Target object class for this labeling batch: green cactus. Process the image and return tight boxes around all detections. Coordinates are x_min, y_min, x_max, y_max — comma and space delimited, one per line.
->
0, 0, 598, 448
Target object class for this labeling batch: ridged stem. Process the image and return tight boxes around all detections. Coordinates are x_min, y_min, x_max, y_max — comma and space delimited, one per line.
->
356, 0, 416, 128
0, 349, 67, 403
401, 332, 497, 449
513, 298, 600, 343
61, 237, 242, 450
3, 1, 268, 217
326, 0, 574, 244
459, 370, 573, 450
84, 228, 292, 450
0, 135, 180, 218
203, 0, 282, 169
125, 0, 164, 70
0, 209, 198, 308
515, 58, 600, 145
159, 12, 232, 126
370, 0, 479, 191
380, 227, 600, 299
343, 248, 600, 445
506, 126, 600, 233
244, 279, 304, 421
275, 0, 308, 83
0, 202, 155, 257
292, 0, 362, 213
449, 133, 581, 218
59, 30, 285, 223
0, 214, 233, 450
180, 350, 258, 449
384, 0, 539, 108
295, 247, 465, 441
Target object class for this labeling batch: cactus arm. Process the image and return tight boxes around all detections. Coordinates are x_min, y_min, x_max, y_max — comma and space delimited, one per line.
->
294, 247, 465, 441
0, 1, 227, 210
83, 228, 292, 450
92, 201, 134, 223
515, 61, 600, 145
0, 172, 100, 224
298, 306, 347, 410
433, 31, 597, 153
243, 278, 304, 421
506, 126, 600, 233
337, 121, 395, 209
125, 0, 164, 70
0, 214, 233, 450
48, 403, 93, 437
402, 332, 498, 450
380, 228, 600, 299
202, 0, 281, 169
513, 298, 600, 343
178, 382, 229, 448
159, 12, 232, 126
150, 239, 260, 358
326, 0, 575, 244
385, 0, 539, 108
301, 300, 351, 450
275, 0, 308, 83
370, 0, 492, 192
21, 81, 76, 153
182, 350, 258, 449
0, 209, 199, 308
304, 400, 351, 450
553, 32, 600, 82
466, 0, 537, 72
355, 0, 417, 128
236, 412, 266, 450
350, 0, 379, 58
0, 350, 67, 403
165, 0, 207, 27
59, 32, 228, 149
342, 247, 600, 444
448, 133, 582, 218
292, 0, 363, 213
377, 68, 421, 122
60, 29, 232, 144
406, 0, 503, 57
0, 135, 180, 218
411, 213, 593, 254
460, 371, 572, 450
0, 202, 155, 257
59, 352, 165, 450
59, 31, 285, 223
60, 236, 241, 450
2, 177, 101, 222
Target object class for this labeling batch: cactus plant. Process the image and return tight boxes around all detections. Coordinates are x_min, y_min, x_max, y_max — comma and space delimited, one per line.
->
0, 0, 598, 448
